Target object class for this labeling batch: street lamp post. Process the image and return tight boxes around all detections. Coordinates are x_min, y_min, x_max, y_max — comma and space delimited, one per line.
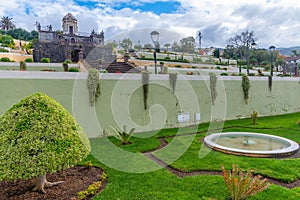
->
269, 45, 276, 76
150, 31, 159, 74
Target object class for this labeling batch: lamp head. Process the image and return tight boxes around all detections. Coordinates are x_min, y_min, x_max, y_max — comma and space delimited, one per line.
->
150, 31, 159, 43
269, 45, 276, 52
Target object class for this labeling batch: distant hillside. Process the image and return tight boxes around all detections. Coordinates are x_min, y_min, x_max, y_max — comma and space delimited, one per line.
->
277, 46, 300, 56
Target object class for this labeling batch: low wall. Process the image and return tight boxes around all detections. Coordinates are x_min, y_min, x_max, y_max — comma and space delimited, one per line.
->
0, 71, 299, 138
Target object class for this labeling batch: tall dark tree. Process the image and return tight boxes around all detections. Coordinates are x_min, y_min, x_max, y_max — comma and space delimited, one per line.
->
228, 30, 256, 60
120, 38, 132, 51
180, 36, 195, 54
0, 16, 15, 31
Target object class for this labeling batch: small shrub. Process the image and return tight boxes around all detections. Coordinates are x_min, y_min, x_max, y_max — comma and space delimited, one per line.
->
0, 48, 9, 52
220, 72, 228, 76
77, 172, 107, 200
19, 61, 26, 71
25, 58, 33, 63
251, 111, 258, 125
174, 64, 182, 68
40, 58, 50, 63
248, 73, 256, 76
222, 164, 270, 200
110, 125, 135, 145
64, 59, 72, 64
186, 71, 194, 75
62, 62, 69, 71
0, 57, 11, 62
68, 67, 79, 72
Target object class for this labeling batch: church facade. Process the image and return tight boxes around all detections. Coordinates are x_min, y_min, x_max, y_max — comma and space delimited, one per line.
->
33, 13, 105, 63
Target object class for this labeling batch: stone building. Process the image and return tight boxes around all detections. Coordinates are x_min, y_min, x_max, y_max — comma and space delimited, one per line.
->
33, 13, 107, 63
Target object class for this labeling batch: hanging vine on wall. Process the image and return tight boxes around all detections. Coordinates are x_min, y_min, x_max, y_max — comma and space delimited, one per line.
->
142, 72, 149, 110
242, 74, 250, 104
87, 69, 101, 106
209, 72, 218, 105
169, 73, 177, 93
268, 75, 272, 92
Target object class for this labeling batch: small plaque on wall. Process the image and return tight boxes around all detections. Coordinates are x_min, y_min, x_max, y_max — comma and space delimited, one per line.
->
178, 112, 190, 123
195, 113, 201, 121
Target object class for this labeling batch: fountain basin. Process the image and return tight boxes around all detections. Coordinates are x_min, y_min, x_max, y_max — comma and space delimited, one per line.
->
204, 132, 299, 157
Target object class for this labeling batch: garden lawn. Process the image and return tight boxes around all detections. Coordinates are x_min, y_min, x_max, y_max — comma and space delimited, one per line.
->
84, 112, 300, 199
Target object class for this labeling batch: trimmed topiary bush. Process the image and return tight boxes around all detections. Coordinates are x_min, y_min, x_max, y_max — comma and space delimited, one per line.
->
209, 72, 217, 105
19, 61, 27, 71
87, 69, 101, 106
25, 58, 33, 63
0, 57, 11, 62
242, 74, 250, 104
40, 58, 50, 63
0, 93, 91, 193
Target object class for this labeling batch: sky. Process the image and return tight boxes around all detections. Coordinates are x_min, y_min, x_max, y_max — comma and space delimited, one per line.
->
2, 0, 300, 48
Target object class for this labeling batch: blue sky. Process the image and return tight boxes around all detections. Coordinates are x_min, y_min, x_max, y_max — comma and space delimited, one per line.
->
2, 0, 300, 48
74, 0, 182, 15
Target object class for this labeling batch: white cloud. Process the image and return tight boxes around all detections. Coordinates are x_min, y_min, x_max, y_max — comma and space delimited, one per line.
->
1, 0, 300, 48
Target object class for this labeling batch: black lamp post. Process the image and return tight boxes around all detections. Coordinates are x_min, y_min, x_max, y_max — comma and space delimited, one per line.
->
150, 31, 159, 74
269, 45, 276, 76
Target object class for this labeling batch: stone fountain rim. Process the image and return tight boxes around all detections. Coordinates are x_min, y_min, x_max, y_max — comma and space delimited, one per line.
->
204, 132, 299, 157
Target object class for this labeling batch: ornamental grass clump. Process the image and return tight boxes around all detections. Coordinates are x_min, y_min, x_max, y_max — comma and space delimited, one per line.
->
222, 164, 270, 200
0, 93, 91, 194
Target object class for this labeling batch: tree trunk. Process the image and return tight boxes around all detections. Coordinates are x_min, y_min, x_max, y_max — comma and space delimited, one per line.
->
33, 174, 64, 194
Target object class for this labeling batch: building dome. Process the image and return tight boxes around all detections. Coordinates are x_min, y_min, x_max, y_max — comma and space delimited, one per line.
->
63, 13, 77, 22
62, 13, 78, 35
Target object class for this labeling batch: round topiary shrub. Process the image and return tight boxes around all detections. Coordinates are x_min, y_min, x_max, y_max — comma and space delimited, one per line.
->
0, 93, 90, 193
0, 57, 11, 62
19, 61, 27, 71
40, 58, 50, 63
25, 58, 33, 63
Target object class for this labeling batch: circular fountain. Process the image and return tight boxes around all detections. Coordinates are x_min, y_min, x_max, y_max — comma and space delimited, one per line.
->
204, 132, 299, 157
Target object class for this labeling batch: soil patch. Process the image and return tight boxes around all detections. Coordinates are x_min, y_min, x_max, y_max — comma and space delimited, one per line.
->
0, 166, 107, 200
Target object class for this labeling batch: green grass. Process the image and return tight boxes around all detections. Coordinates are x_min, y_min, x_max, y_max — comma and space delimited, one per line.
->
83, 112, 300, 199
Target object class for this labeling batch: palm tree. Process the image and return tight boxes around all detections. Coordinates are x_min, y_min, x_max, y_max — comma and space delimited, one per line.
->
0, 16, 15, 31
164, 43, 171, 52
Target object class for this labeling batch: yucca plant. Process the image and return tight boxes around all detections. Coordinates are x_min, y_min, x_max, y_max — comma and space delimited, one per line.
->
251, 111, 258, 125
110, 125, 135, 145
222, 164, 270, 200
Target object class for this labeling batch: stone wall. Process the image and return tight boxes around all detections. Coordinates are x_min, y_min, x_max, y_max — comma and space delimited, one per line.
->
0, 72, 299, 138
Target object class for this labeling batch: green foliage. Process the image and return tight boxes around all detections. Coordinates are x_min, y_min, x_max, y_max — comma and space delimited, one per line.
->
209, 73, 217, 105
0, 93, 90, 181
0, 47, 8, 52
110, 125, 135, 145
142, 72, 150, 110
40, 57, 50, 63
64, 59, 72, 64
25, 58, 33, 62
222, 164, 270, 200
251, 111, 258, 125
242, 74, 250, 104
0, 57, 11, 62
62, 62, 69, 71
220, 72, 228, 76
0, 34, 14, 47
19, 61, 26, 71
77, 172, 107, 200
87, 69, 101, 106
169, 73, 177, 93
68, 67, 79, 72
